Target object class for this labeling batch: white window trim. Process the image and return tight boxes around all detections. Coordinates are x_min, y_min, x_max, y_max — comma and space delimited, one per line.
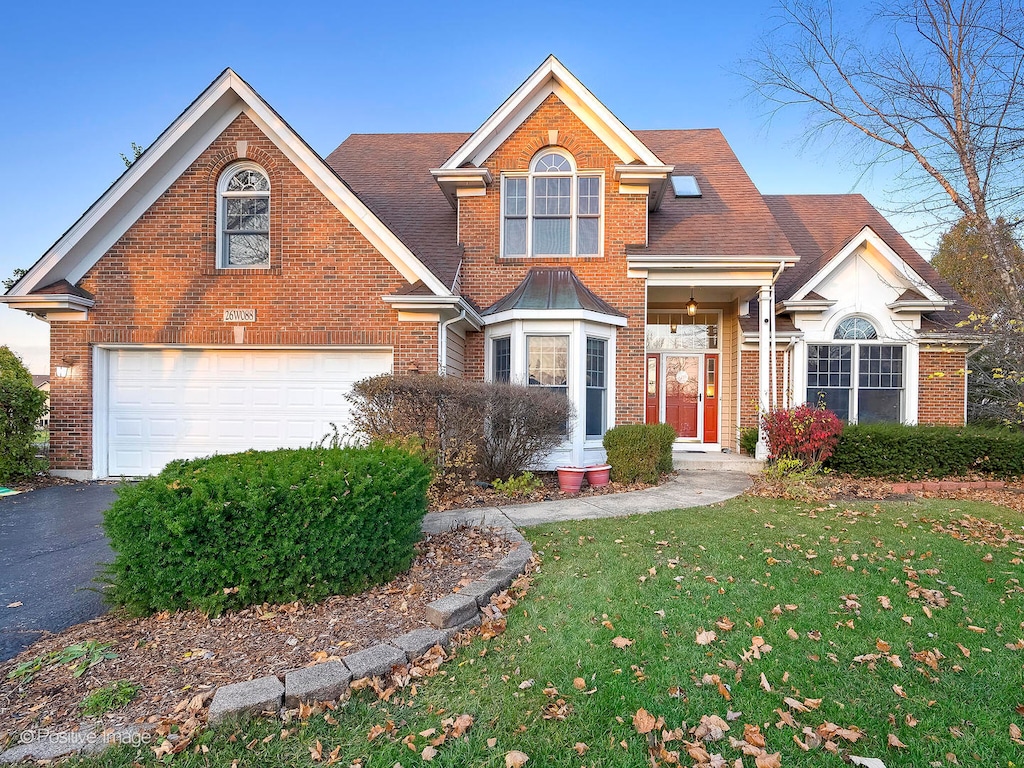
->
216, 161, 271, 269
484, 319, 617, 466
804, 315, 909, 423
500, 149, 604, 259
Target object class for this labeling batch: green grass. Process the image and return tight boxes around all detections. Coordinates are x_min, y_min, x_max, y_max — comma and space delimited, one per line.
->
75, 496, 1024, 767
80, 681, 140, 717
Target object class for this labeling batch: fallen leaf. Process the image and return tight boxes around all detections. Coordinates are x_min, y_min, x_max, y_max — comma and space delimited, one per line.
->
696, 628, 718, 645
573, 742, 589, 755
956, 643, 971, 658
6, 602, 23, 608
755, 753, 782, 768
893, 684, 908, 699
888, 733, 908, 748
421, 745, 437, 761
367, 725, 386, 742
573, 677, 586, 690
760, 672, 771, 692
876, 638, 891, 653
784, 696, 811, 713
611, 636, 634, 649
786, 627, 799, 640
450, 713, 474, 738
505, 750, 529, 768
877, 595, 892, 610
716, 616, 735, 631
487, 737, 498, 748
633, 708, 657, 734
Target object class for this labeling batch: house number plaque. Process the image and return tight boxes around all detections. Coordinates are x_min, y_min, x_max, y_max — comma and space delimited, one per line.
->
223, 309, 256, 322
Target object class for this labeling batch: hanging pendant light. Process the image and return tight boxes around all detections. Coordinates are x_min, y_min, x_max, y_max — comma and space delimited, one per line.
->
686, 292, 698, 317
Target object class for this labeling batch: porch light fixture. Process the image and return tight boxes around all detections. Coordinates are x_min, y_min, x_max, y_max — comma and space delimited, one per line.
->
686, 294, 698, 317
669, 314, 678, 334
55, 356, 78, 378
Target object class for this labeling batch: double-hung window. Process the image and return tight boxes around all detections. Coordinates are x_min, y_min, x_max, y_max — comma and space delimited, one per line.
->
218, 163, 270, 268
503, 151, 601, 258
806, 317, 904, 423
585, 337, 607, 438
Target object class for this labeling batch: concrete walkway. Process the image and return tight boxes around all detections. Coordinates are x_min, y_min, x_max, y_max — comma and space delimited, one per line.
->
422, 469, 752, 533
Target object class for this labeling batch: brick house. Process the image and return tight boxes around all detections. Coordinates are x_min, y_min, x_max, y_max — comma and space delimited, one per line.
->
2, 57, 978, 479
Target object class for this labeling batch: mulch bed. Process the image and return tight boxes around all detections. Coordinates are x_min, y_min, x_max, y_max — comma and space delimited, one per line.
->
0, 527, 516, 749
429, 470, 661, 511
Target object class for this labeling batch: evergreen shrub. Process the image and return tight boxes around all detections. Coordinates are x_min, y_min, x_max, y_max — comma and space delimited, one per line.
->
602, 423, 677, 484
826, 422, 1024, 479
102, 445, 431, 614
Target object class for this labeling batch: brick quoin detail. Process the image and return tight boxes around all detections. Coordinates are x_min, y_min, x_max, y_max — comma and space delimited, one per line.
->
918, 348, 967, 426
459, 95, 648, 427
48, 114, 435, 472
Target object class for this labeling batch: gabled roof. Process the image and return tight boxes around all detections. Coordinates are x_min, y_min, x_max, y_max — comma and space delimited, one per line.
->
483, 267, 625, 317
629, 130, 796, 259
764, 194, 971, 334
440, 55, 665, 170
4, 69, 453, 302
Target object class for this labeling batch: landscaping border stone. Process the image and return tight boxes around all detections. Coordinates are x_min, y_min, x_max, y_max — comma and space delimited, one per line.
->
207, 675, 284, 725
390, 627, 449, 660
284, 661, 352, 707
0, 520, 535, 763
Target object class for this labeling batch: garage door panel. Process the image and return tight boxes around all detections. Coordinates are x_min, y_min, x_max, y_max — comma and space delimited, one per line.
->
107, 348, 392, 476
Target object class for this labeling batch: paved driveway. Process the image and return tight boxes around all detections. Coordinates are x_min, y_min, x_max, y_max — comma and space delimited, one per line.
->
0, 484, 119, 661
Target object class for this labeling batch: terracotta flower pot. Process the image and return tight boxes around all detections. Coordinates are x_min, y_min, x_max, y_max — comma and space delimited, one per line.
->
556, 466, 586, 494
585, 464, 612, 487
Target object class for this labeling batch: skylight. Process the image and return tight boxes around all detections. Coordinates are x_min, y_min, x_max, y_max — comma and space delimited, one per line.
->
671, 175, 702, 198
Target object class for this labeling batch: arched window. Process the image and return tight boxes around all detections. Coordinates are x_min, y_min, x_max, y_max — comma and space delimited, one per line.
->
834, 317, 877, 340
807, 315, 904, 423
502, 150, 601, 258
218, 163, 270, 268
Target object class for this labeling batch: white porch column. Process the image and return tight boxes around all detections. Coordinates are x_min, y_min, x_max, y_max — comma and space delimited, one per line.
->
755, 284, 772, 460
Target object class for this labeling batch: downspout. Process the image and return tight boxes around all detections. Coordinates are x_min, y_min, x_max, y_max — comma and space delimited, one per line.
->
438, 309, 467, 374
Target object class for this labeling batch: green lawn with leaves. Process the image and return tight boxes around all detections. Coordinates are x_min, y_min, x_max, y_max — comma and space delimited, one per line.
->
79, 496, 1024, 767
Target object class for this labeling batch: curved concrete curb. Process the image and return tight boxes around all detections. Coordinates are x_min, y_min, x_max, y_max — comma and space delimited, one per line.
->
0, 528, 533, 762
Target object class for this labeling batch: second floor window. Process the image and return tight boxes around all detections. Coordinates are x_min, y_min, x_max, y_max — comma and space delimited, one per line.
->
503, 151, 601, 258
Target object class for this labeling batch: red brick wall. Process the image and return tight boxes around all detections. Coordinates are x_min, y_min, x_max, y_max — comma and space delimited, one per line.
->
918, 348, 967, 425
48, 114, 436, 472
738, 349, 788, 430
458, 95, 649, 424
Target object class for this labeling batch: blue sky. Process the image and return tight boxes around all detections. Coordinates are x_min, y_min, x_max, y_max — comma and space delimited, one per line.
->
0, 0, 926, 373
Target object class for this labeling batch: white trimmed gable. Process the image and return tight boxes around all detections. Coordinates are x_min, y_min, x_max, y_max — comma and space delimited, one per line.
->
441, 56, 665, 170
6, 69, 452, 301
792, 227, 946, 305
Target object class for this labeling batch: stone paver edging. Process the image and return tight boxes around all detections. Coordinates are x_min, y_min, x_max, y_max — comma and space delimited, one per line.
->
1, 470, 750, 762
0, 528, 534, 763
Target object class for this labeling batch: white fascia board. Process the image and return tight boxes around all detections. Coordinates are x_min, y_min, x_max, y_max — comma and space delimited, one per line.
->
887, 299, 954, 313
628, 254, 799, 269
792, 227, 943, 303
12, 69, 452, 301
741, 330, 803, 344
482, 308, 628, 327
441, 55, 663, 170
382, 294, 484, 329
777, 299, 836, 314
13, 74, 243, 296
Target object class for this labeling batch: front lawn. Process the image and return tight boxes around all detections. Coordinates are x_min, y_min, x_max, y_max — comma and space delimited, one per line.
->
79, 496, 1024, 767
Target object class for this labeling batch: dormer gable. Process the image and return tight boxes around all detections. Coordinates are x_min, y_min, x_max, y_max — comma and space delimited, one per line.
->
431, 56, 673, 211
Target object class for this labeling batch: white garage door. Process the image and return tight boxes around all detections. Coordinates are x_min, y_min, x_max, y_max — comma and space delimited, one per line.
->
106, 348, 392, 476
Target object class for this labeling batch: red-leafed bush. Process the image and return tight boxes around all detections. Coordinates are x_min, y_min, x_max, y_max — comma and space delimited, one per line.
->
761, 404, 844, 467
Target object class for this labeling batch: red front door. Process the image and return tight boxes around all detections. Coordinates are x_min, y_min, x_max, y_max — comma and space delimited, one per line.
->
664, 355, 700, 438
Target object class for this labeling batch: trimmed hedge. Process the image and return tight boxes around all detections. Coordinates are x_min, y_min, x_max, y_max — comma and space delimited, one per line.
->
602, 423, 677, 484
826, 423, 1024, 479
102, 445, 431, 615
